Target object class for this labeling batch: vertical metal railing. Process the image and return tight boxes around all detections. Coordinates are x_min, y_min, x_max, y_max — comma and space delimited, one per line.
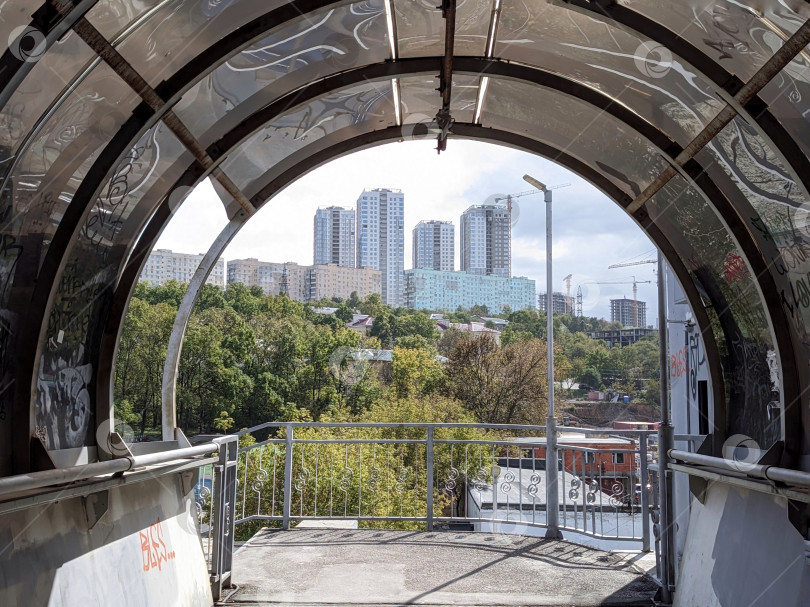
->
210, 435, 238, 601
207, 423, 661, 566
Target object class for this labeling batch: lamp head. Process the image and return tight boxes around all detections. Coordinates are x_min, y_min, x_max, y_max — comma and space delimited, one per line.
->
523, 174, 547, 192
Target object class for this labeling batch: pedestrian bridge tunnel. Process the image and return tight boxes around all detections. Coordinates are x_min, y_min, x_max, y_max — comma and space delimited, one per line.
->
1, 1, 810, 606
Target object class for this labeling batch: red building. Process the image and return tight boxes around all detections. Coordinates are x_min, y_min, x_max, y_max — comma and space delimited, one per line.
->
513, 435, 638, 502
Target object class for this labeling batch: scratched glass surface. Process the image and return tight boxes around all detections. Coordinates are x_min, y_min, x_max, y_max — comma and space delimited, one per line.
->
494, 0, 725, 146
37, 121, 187, 452
396, 0, 490, 58
0, 30, 96, 167
646, 174, 781, 449
697, 118, 810, 344
112, 0, 299, 88
219, 82, 397, 195
399, 74, 480, 125
622, 0, 810, 83
479, 77, 670, 200
760, 58, 810, 163
173, 1, 390, 144
0, 60, 142, 316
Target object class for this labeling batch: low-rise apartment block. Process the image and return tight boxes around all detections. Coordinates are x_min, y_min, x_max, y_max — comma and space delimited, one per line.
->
404, 269, 535, 314
140, 249, 225, 287
228, 258, 380, 302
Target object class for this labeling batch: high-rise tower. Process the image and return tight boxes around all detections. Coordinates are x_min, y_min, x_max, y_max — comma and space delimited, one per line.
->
413, 220, 454, 271
356, 188, 405, 306
460, 205, 511, 277
314, 206, 355, 267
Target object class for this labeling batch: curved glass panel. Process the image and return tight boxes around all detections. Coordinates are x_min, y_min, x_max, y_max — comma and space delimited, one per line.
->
646, 174, 779, 449
1, 59, 142, 306
396, 0, 490, 58
478, 77, 670, 200
695, 118, 810, 396
38, 121, 188, 451
113, 0, 315, 87
219, 81, 397, 194
622, 0, 810, 82
494, 0, 725, 146
760, 58, 810, 163
0, 34, 96, 180
174, 1, 390, 144
399, 74, 479, 124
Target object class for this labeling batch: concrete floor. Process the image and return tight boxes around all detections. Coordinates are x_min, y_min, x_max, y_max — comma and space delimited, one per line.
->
225, 528, 658, 606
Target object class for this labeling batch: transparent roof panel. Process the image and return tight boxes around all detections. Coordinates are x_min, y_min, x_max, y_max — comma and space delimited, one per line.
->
220, 81, 397, 194
494, 0, 725, 146
0, 33, 96, 167
399, 74, 479, 125
697, 117, 810, 339
396, 0, 490, 58
112, 0, 312, 87
1, 58, 142, 290
645, 174, 780, 449
174, 2, 390, 144
621, 0, 810, 83
479, 77, 670, 200
39, 120, 189, 451
760, 58, 810, 162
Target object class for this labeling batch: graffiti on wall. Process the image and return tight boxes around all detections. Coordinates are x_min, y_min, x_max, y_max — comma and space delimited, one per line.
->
35, 344, 92, 450
139, 518, 176, 572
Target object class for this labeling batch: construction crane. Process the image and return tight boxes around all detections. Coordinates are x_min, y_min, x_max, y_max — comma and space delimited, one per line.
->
563, 274, 573, 315
493, 183, 571, 215
608, 259, 656, 270
607, 258, 656, 327
594, 278, 653, 327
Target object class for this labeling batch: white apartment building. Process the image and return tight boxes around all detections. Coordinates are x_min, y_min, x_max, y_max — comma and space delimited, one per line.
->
314, 206, 356, 267
413, 220, 454, 271
357, 188, 404, 307
140, 249, 225, 287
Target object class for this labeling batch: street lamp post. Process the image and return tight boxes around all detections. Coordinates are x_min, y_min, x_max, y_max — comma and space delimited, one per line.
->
523, 174, 563, 539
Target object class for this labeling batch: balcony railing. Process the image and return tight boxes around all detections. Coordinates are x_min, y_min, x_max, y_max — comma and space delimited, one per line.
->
197, 423, 660, 598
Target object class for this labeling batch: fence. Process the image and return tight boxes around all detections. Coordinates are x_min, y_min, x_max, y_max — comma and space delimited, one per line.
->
196, 423, 659, 596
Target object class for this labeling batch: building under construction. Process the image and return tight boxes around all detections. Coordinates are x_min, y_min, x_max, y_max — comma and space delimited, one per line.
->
611, 297, 647, 328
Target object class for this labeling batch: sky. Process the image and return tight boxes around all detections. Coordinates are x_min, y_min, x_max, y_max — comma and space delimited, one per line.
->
155, 139, 659, 322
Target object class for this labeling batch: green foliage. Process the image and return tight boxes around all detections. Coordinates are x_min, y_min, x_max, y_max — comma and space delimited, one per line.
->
213, 410, 235, 432
392, 347, 444, 397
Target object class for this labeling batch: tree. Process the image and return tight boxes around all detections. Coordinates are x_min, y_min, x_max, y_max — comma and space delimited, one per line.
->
393, 312, 438, 342
446, 334, 548, 424
335, 304, 354, 323
392, 347, 444, 397
213, 410, 235, 432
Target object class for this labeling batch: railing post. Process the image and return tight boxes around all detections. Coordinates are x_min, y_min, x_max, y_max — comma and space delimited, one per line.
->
640, 434, 651, 553
656, 251, 675, 604
211, 435, 238, 601
426, 426, 434, 531
545, 418, 562, 538
283, 424, 294, 530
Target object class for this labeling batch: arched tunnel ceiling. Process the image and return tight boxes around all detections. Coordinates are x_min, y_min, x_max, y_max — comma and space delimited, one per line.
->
1, 0, 810, 475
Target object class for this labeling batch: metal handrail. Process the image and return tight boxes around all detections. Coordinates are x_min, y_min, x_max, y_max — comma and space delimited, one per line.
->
238, 421, 658, 436
669, 449, 810, 489
0, 441, 220, 499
